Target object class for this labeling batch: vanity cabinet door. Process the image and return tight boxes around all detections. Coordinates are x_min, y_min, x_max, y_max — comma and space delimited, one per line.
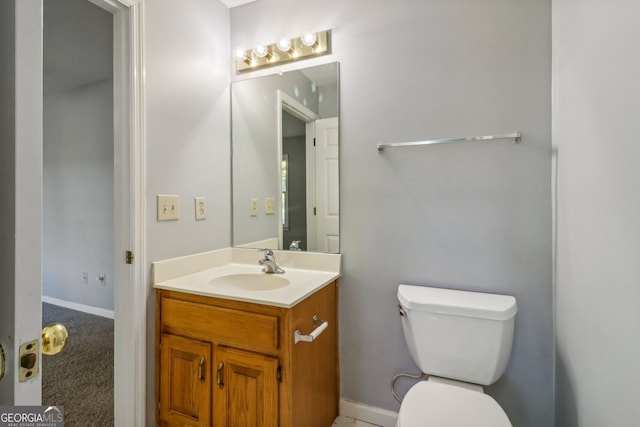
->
213, 346, 279, 427
159, 333, 212, 427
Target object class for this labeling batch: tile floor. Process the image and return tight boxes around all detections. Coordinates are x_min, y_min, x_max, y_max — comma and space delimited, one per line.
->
332, 415, 382, 427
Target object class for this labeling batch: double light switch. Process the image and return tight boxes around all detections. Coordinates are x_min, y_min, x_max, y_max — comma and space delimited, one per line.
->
157, 195, 180, 221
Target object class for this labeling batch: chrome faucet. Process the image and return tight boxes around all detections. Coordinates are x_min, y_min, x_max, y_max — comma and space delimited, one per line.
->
258, 249, 285, 274
289, 240, 301, 251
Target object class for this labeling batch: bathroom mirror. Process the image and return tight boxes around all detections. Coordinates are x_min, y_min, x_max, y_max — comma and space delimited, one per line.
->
232, 62, 339, 253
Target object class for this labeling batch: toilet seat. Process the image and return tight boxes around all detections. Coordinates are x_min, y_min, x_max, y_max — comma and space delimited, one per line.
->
396, 380, 512, 427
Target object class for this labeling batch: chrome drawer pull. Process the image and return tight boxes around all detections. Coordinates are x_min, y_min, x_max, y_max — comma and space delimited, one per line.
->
294, 320, 328, 344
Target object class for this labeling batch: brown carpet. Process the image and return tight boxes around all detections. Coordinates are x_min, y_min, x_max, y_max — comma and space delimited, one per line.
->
42, 302, 114, 426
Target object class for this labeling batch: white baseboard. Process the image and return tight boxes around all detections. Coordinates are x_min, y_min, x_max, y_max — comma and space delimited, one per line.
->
42, 295, 115, 319
340, 398, 398, 427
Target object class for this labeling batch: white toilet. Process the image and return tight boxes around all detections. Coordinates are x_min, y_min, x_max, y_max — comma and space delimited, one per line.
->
396, 284, 517, 427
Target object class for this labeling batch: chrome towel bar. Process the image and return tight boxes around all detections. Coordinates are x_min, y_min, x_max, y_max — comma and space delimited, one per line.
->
377, 131, 522, 152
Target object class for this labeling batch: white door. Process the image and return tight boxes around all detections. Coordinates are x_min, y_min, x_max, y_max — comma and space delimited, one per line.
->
314, 117, 340, 253
0, 0, 45, 404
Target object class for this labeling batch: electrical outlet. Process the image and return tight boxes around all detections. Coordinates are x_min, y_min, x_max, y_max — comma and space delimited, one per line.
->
195, 197, 207, 220
157, 195, 180, 221
82, 272, 89, 284
97, 273, 107, 287
265, 197, 275, 215
250, 198, 258, 217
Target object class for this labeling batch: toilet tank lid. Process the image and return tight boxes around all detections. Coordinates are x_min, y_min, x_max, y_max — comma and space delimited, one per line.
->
398, 285, 517, 321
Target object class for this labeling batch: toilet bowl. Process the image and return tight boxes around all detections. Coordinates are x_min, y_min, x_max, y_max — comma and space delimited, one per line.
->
396, 379, 512, 427
396, 284, 517, 427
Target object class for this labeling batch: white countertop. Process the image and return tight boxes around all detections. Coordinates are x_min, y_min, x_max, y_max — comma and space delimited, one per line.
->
152, 248, 341, 308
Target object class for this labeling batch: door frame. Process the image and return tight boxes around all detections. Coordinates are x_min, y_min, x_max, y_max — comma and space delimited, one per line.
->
95, 0, 147, 425
276, 90, 318, 250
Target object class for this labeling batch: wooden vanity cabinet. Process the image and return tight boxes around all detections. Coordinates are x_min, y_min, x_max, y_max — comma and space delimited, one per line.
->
156, 280, 339, 427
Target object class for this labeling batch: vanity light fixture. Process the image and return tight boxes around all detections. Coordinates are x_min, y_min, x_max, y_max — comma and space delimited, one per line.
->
235, 30, 330, 72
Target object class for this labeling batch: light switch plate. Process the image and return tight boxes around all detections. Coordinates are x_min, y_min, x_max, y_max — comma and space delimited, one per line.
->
157, 195, 180, 221
265, 197, 275, 215
195, 197, 207, 220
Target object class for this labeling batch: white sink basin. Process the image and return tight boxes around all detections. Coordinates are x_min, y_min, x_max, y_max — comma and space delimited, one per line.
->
209, 273, 290, 291
153, 249, 341, 307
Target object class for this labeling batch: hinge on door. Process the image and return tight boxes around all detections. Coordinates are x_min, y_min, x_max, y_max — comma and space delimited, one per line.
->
313, 138, 316, 147
125, 250, 134, 264
277, 365, 283, 383
313, 207, 317, 216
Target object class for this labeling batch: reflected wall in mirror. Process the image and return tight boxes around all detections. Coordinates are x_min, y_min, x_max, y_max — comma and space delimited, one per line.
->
232, 62, 339, 253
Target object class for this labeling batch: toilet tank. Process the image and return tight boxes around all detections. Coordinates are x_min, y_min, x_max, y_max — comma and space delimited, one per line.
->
397, 284, 517, 386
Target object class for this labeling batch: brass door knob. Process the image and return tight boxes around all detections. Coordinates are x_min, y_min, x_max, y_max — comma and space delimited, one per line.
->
42, 323, 69, 356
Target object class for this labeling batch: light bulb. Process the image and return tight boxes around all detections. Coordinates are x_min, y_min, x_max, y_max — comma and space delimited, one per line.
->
301, 32, 317, 47
276, 38, 292, 52
235, 47, 248, 61
253, 44, 269, 58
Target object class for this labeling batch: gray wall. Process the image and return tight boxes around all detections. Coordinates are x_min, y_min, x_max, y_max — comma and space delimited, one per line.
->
145, 0, 231, 263
43, 0, 114, 310
319, 83, 338, 119
231, 1, 553, 426
553, 0, 640, 425
43, 80, 114, 310
143, 0, 231, 421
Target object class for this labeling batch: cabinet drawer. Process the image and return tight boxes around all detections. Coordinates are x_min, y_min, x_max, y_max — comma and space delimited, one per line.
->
161, 297, 279, 354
